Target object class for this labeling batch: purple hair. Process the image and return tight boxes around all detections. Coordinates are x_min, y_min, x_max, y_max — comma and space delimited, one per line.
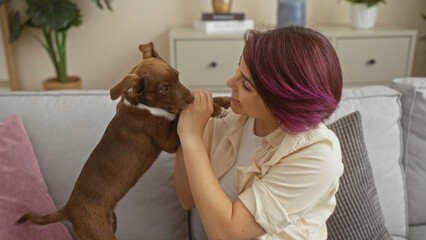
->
243, 26, 343, 133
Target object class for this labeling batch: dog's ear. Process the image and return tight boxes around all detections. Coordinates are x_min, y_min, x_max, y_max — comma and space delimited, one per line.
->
139, 42, 163, 60
110, 73, 138, 100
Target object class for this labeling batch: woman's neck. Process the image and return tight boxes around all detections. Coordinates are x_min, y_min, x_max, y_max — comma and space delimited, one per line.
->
253, 116, 279, 137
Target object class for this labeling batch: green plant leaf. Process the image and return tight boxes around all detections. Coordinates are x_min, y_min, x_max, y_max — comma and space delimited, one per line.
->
422, 12, 426, 20
345, 0, 386, 7
9, 10, 23, 41
66, 7, 82, 29
92, 0, 113, 11
0, 0, 12, 7
26, 0, 79, 30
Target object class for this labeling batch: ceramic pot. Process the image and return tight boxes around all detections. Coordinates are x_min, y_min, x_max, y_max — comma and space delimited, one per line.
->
43, 76, 82, 90
351, 3, 378, 29
277, 0, 306, 27
212, 0, 232, 13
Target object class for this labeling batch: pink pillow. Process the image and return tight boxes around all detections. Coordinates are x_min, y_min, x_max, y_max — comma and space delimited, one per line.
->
0, 114, 72, 240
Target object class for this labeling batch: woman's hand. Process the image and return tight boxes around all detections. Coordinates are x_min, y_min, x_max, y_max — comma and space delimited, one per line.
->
177, 90, 213, 143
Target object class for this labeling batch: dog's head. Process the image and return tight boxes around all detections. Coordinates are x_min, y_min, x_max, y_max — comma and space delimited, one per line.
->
110, 42, 194, 114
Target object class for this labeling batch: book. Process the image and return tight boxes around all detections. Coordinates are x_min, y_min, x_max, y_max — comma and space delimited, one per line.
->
193, 19, 254, 34
202, 12, 245, 21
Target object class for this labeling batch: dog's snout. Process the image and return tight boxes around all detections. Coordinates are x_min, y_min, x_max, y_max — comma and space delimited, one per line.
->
185, 94, 194, 104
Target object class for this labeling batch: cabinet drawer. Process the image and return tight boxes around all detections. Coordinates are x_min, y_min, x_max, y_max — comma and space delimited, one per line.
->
336, 37, 411, 86
175, 40, 244, 91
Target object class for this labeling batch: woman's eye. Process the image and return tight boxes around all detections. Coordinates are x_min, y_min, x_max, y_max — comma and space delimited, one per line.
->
242, 80, 251, 91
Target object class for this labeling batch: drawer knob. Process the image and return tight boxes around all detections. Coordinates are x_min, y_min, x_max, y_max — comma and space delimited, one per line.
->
367, 59, 376, 66
209, 61, 218, 68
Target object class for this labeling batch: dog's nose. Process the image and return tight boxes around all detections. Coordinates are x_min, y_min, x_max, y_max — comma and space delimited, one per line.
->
185, 94, 194, 104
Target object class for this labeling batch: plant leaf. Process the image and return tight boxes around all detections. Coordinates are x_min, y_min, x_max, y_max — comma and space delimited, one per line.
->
92, 0, 113, 11
345, 0, 385, 7
422, 12, 426, 20
8, 10, 27, 42
68, 8, 82, 28
0, 0, 12, 7
26, 0, 79, 30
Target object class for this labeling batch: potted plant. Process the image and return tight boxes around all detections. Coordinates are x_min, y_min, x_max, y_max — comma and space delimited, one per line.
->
344, 0, 386, 29
0, 0, 112, 90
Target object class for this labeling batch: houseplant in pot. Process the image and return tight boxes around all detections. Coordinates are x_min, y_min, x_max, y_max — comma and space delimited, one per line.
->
344, 0, 386, 29
0, 0, 112, 90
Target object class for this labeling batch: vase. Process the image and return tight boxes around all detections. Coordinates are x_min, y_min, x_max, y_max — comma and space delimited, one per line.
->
43, 76, 82, 90
212, 0, 232, 13
351, 3, 378, 29
277, 0, 306, 27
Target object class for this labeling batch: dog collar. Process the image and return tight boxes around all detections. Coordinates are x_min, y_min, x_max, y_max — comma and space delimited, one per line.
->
123, 98, 176, 121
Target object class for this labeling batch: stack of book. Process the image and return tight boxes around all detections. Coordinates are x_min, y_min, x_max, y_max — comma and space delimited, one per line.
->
193, 12, 254, 34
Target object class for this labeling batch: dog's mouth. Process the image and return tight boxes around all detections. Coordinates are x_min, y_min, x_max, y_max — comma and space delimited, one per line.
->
168, 107, 182, 114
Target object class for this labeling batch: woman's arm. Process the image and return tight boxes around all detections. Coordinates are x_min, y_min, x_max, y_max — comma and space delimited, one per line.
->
177, 90, 266, 240
181, 137, 266, 239
173, 146, 195, 210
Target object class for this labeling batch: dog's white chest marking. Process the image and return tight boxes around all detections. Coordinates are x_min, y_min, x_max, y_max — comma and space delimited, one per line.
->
124, 99, 176, 121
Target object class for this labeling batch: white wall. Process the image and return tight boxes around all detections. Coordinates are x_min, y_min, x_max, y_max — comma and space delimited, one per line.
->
0, 22, 9, 81
5, 0, 426, 90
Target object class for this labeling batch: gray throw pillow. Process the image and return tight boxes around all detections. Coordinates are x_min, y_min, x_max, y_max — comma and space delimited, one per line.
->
326, 111, 392, 240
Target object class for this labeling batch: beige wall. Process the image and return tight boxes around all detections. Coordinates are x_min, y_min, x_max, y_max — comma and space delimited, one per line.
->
6, 0, 426, 90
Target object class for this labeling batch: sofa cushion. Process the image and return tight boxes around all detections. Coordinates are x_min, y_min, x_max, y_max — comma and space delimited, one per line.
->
392, 78, 426, 226
0, 91, 188, 240
325, 86, 406, 238
326, 111, 392, 240
0, 114, 72, 240
409, 225, 426, 240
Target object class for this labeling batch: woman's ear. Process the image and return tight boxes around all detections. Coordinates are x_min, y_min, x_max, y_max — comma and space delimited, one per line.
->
109, 73, 138, 100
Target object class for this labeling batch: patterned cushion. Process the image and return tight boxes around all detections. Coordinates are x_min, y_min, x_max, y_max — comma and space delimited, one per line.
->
326, 111, 392, 240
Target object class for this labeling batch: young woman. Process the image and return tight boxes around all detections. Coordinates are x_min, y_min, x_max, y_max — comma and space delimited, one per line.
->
174, 26, 344, 240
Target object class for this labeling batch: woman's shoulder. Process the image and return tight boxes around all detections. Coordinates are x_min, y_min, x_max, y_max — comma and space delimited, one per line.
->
286, 123, 339, 152
272, 123, 342, 173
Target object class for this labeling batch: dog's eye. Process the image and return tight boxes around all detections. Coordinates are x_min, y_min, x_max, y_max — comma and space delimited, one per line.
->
159, 87, 169, 94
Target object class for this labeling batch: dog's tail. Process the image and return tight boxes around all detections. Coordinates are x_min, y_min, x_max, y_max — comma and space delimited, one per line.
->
16, 208, 67, 225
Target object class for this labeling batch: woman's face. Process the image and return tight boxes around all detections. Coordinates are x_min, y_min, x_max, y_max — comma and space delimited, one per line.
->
226, 57, 272, 120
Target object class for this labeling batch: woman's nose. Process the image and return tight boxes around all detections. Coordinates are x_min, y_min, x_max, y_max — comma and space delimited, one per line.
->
226, 75, 236, 89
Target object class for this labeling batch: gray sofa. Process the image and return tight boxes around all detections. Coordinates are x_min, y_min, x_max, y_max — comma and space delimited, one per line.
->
0, 78, 425, 240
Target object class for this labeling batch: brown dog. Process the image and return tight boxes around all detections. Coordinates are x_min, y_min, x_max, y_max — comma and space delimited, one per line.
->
17, 42, 230, 240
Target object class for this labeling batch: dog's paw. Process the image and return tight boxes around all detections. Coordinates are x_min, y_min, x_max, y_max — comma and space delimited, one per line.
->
213, 97, 231, 109
211, 103, 228, 118
216, 108, 228, 118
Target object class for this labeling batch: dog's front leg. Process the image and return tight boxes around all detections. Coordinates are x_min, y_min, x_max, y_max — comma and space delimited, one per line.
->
212, 97, 231, 118
155, 119, 181, 153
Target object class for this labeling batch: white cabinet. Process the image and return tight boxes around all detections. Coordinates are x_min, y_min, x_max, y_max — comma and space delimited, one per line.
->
169, 28, 245, 92
169, 26, 417, 91
175, 40, 243, 91
318, 25, 417, 87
